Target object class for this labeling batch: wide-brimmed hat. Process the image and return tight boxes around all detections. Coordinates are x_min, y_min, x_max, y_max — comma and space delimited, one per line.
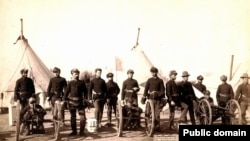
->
240, 73, 250, 79
182, 71, 190, 77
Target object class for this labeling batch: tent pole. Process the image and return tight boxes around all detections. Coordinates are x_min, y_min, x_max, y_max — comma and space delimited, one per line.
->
229, 55, 234, 81
20, 18, 23, 40
136, 27, 140, 46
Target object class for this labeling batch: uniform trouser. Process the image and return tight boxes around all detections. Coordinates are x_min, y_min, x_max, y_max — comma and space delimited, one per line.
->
179, 101, 196, 125
239, 98, 250, 125
19, 95, 31, 109
145, 99, 161, 128
69, 105, 86, 133
107, 97, 117, 124
94, 99, 105, 125
218, 101, 230, 125
169, 103, 176, 128
51, 97, 65, 122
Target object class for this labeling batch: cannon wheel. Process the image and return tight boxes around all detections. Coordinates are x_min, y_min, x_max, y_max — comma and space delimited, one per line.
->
15, 101, 21, 141
197, 99, 212, 125
226, 99, 242, 125
116, 101, 123, 137
145, 100, 155, 137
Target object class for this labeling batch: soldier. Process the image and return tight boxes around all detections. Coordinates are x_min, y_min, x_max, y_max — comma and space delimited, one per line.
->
193, 75, 207, 94
47, 67, 67, 125
235, 73, 250, 125
178, 71, 197, 125
88, 68, 107, 129
121, 69, 140, 106
143, 67, 165, 131
165, 70, 180, 129
121, 69, 141, 127
14, 68, 35, 109
20, 97, 46, 135
105, 72, 120, 127
216, 75, 234, 125
63, 68, 88, 136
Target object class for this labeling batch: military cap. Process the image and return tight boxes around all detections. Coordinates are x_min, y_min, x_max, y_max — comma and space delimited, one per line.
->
52, 67, 60, 73
150, 67, 158, 73
169, 70, 178, 76
181, 71, 190, 77
20, 68, 28, 74
197, 75, 204, 80
220, 75, 227, 81
204, 90, 210, 95
127, 69, 134, 74
95, 68, 102, 72
240, 73, 250, 79
106, 72, 114, 78
71, 68, 80, 74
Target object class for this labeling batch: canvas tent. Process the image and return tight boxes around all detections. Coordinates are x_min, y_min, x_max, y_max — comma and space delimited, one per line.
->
0, 20, 53, 107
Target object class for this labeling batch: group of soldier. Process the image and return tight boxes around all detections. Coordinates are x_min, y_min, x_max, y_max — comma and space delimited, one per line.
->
14, 66, 250, 137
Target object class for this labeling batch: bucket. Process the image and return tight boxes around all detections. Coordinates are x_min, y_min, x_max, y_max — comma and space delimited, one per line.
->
86, 118, 97, 133
8, 105, 17, 126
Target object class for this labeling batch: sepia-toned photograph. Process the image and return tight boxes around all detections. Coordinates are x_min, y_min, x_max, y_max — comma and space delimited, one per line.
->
0, 0, 249, 141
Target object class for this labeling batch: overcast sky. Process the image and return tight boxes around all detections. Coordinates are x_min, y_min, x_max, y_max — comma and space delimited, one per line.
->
1, 0, 250, 83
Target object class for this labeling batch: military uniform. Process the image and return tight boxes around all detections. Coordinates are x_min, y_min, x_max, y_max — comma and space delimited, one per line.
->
216, 75, 234, 124
63, 68, 88, 136
121, 70, 140, 105
106, 73, 120, 125
178, 71, 197, 125
165, 70, 179, 129
193, 75, 206, 94
144, 67, 165, 130
88, 68, 107, 128
47, 67, 67, 123
14, 69, 35, 108
235, 73, 250, 125
20, 97, 46, 135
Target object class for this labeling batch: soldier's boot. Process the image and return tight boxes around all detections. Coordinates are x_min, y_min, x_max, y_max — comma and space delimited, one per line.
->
168, 113, 175, 129
22, 123, 30, 136
79, 120, 86, 137
69, 119, 77, 136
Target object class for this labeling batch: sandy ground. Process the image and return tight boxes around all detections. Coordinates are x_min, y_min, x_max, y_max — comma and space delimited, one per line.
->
0, 107, 179, 141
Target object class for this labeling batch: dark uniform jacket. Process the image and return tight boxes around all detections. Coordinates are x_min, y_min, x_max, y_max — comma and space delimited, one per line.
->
166, 79, 179, 102
21, 104, 46, 122
14, 77, 35, 100
178, 81, 196, 103
216, 83, 234, 103
143, 77, 165, 100
63, 79, 88, 106
121, 78, 139, 100
47, 76, 67, 99
88, 78, 107, 100
106, 80, 120, 99
193, 82, 206, 94
235, 83, 250, 102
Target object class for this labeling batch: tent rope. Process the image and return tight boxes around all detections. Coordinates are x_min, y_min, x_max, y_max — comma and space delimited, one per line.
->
1, 40, 28, 92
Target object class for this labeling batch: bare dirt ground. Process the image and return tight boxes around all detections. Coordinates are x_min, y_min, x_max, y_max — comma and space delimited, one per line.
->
0, 107, 179, 141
